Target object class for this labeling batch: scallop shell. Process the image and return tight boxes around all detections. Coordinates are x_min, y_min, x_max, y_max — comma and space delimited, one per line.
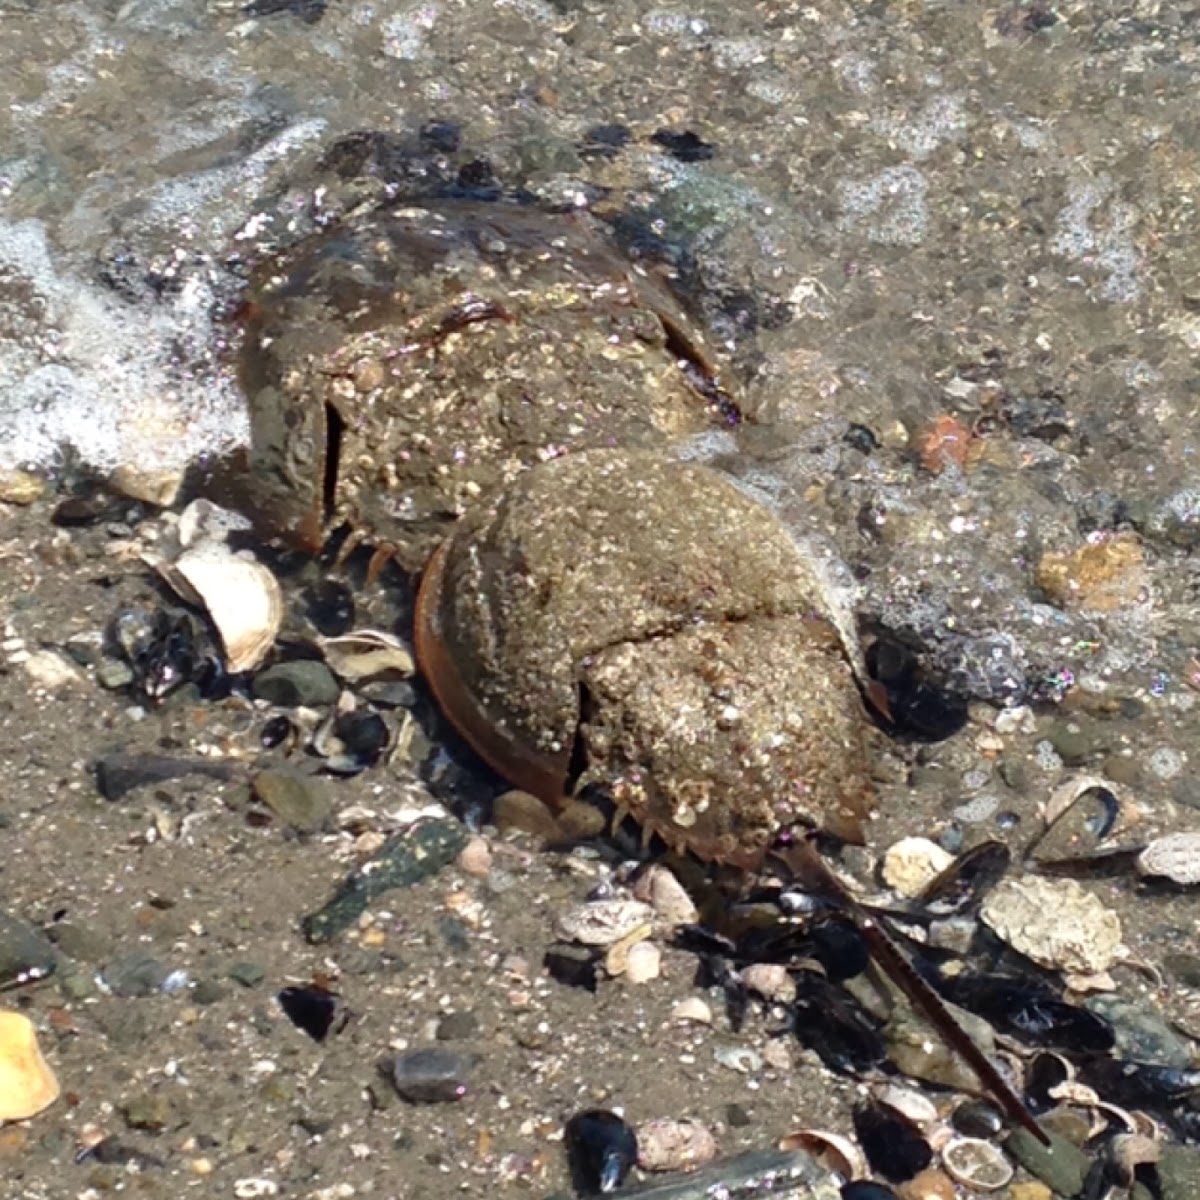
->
160, 544, 282, 673
0, 1011, 59, 1122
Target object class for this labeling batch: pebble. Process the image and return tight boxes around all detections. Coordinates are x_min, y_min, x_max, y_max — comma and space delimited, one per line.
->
557, 898, 653, 947
951, 1099, 1004, 1140
1004, 1126, 1089, 1199
0, 912, 58, 986
228, 961, 266, 988
1084, 993, 1192, 1068
435, 1011, 479, 1041
21, 649, 81, 690
252, 769, 333, 833
457, 836, 492, 877
1008, 1186, 1052, 1200
491, 789, 564, 840
390, 1048, 475, 1103
46, 921, 111, 964
896, 1168, 955, 1200
1034, 533, 1148, 612
0, 1012, 59, 1121
543, 943, 600, 991
192, 978, 226, 1005
95, 657, 135, 690
252, 661, 341, 707
121, 1091, 176, 1131
103, 951, 172, 997
741, 963, 796, 1004
1159, 1144, 1200, 1200
0, 469, 45, 505
980, 875, 1123, 975
882, 837, 953, 897
636, 1117, 718, 1173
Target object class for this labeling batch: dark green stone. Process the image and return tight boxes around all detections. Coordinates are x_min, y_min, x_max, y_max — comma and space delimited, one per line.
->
303, 818, 468, 944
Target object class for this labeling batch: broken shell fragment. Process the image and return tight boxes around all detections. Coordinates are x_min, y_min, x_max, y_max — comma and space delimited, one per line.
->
159, 544, 282, 673
0, 1011, 60, 1122
558, 899, 654, 948
320, 630, 415, 684
636, 1117, 718, 1173
776, 1129, 866, 1181
979, 875, 1123, 975
1136, 832, 1200, 885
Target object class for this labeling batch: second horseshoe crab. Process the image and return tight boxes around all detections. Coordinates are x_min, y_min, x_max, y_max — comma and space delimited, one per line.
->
238, 197, 735, 573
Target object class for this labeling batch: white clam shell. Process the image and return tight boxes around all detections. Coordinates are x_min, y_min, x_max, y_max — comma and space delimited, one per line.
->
161, 544, 282, 673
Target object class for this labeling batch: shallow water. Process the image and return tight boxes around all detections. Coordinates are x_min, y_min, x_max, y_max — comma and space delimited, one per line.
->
4, 0, 1200, 1196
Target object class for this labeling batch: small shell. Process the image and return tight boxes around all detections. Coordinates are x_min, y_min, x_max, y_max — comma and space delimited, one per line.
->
1137, 832, 1200, 884
623, 941, 662, 985
636, 1118, 718, 1174
669, 997, 713, 1025
557, 899, 654, 948
777, 1130, 866, 1181
740, 963, 797, 1004
940, 1135, 1014, 1192
160, 544, 282, 673
882, 837, 953, 898
321, 630, 415, 683
0, 1011, 59, 1121
632, 864, 698, 930
604, 925, 653, 977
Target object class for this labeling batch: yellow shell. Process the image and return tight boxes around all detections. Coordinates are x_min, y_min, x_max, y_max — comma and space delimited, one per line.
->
0, 1011, 59, 1122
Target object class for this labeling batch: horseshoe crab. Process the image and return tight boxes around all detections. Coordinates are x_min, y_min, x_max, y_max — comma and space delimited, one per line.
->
414, 447, 873, 867
239, 198, 734, 572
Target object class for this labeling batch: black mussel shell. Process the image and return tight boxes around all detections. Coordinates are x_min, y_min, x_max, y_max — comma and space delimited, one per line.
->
1079, 1056, 1200, 1111
320, 709, 390, 774
864, 634, 968, 741
565, 1109, 638, 1195
841, 1184, 900, 1200
804, 917, 871, 983
791, 970, 887, 1074
277, 984, 342, 1041
261, 714, 293, 749
942, 974, 1115, 1053
110, 605, 228, 702
919, 840, 1011, 915
852, 1100, 932, 1183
